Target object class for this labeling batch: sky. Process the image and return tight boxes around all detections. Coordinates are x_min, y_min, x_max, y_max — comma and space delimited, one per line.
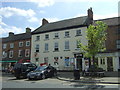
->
0, 0, 119, 38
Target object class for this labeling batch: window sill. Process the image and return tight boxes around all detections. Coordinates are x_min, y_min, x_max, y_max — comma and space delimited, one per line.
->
64, 49, 70, 51
75, 48, 80, 50
75, 34, 82, 37
64, 36, 70, 38
35, 40, 40, 42
44, 39, 49, 41
53, 37, 59, 39
53, 50, 59, 52
43, 51, 49, 53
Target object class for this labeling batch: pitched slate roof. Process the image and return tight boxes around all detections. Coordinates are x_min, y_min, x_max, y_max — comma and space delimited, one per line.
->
2, 33, 31, 43
95, 17, 120, 26
32, 16, 90, 34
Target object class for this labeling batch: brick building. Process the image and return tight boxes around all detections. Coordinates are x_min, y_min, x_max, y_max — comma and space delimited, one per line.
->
95, 17, 120, 71
1, 27, 31, 69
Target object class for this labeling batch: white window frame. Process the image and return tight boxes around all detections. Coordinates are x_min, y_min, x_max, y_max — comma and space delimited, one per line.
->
116, 40, 120, 49
65, 41, 69, 50
2, 51, 7, 58
25, 49, 30, 57
9, 50, 13, 58
76, 29, 82, 36
10, 43, 14, 48
65, 31, 69, 37
19, 42, 23, 47
18, 50, 22, 57
26, 41, 30, 46
3, 44, 7, 49
35, 44, 39, 52
45, 43, 49, 51
54, 33, 59, 38
54, 42, 59, 51
36, 36, 40, 41
45, 34, 49, 40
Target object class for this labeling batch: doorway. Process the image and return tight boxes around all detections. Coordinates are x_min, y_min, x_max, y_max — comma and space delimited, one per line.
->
107, 57, 113, 71
76, 56, 82, 71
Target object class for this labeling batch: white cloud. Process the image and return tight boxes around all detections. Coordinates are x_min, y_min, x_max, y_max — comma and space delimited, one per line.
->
0, 7, 39, 23
0, 7, 35, 18
0, 17, 24, 37
46, 18, 60, 22
29, 0, 55, 7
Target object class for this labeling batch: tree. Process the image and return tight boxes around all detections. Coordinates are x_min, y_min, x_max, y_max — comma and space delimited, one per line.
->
79, 21, 107, 66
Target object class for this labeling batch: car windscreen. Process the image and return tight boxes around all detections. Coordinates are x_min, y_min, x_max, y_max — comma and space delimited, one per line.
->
35, 66, 47, 71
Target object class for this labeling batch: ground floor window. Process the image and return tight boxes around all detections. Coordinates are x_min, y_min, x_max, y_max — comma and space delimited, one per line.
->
54, 57, 59, 65
64, 57, 70, 67
44, 57, 48, 65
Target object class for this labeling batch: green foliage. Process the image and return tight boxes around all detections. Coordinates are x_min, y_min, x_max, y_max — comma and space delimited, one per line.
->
79, 21, 107, 59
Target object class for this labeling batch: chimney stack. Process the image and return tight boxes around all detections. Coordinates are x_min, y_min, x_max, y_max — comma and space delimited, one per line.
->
88, 7, 93, 21
26, 27, 31, 33
42, 18, 49, 26
9, 32, 14, 37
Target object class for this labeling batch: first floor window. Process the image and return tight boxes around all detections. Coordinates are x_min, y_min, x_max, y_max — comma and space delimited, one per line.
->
64, 57, 70, 66
76, 40, 81, 49
45, 43, 49, 51
35, 44, 39, 52
65, 41, 69, 50
25, 49, 30, 57
54, 42, 59, 51
9, 51, 13, 58
18, 50, 22, 57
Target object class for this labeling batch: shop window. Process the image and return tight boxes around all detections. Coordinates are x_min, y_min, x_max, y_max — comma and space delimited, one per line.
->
64, 57, 70, 67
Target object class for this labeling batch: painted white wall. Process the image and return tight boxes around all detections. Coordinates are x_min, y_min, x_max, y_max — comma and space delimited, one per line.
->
31, 27, 88, 70
96, 52, 120, 71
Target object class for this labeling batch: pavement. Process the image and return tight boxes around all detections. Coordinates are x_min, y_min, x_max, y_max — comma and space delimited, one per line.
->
56, 72, 120, 84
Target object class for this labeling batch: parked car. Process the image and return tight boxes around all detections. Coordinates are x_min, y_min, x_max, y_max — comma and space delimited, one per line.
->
13, 62, 37, 79
27, 65, 57, 80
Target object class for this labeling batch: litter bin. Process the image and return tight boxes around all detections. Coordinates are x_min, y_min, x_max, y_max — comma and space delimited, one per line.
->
73, 69, 80, 80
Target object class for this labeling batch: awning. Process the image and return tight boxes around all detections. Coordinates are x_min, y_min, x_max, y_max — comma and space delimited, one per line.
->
0, 60, 18, 63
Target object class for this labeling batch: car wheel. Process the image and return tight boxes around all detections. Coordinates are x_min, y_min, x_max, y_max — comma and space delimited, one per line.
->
16, 76, 20, 79
41, 74, 46, 79
28, 77, 32, 80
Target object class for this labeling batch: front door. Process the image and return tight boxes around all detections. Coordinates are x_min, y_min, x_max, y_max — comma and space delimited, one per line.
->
76, 56, 82, 71
107, 57, 113, 71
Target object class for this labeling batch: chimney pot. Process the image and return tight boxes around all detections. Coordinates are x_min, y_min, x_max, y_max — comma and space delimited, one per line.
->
26, 27, 31, 33
88, 7, 93, 20
42, 18, 49, 26
9, 32, 14, 37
